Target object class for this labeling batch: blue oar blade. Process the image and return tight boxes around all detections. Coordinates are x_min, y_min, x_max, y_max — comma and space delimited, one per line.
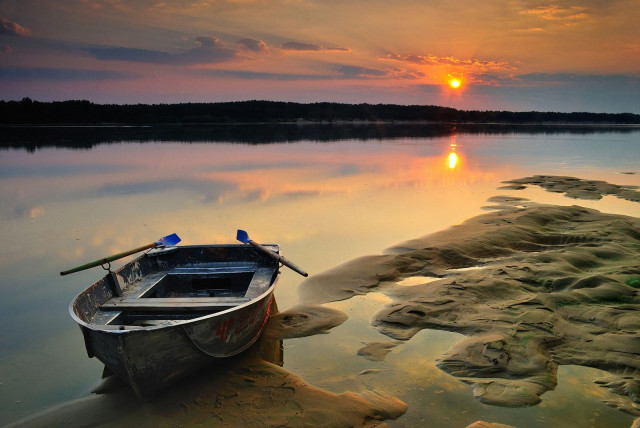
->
236, 229, 250, 244
156, 233, 181, 247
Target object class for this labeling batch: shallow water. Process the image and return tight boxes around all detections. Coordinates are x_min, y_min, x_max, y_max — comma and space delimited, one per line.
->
1, 125, 639, 426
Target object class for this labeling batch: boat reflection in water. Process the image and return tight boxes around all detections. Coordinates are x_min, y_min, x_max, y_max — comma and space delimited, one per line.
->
11, 299, 408, 427
12, 302, 285, 426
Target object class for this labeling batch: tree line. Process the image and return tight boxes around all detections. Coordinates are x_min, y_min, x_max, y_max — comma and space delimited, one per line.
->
1, 98, 638, 124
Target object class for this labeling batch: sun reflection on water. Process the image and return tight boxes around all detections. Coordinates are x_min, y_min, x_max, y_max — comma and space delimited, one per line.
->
448, 151, 458, 169
447, 135, 460, 170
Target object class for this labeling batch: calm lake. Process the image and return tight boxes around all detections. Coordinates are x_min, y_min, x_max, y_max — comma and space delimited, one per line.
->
1, 124, 639, 427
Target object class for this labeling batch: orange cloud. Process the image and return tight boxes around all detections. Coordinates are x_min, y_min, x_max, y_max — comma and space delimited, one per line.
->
515, 27, 545, 33
382, 53, 515, 71
521, 5, 589, 23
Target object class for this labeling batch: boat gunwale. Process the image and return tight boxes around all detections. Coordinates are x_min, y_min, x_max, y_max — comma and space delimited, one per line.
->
68, 244, 280, 334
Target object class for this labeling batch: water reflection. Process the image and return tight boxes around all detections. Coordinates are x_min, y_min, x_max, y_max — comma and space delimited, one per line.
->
2, 123, 639, 151
2, 128, 640, 426
447, 134, 459, 170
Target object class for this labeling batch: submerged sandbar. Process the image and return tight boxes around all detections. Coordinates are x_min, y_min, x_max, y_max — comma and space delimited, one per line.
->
300, 186, 640, 420
501, 175, 640, 202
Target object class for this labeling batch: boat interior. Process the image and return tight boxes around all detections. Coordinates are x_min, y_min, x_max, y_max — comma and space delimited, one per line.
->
89, 262, 276, 328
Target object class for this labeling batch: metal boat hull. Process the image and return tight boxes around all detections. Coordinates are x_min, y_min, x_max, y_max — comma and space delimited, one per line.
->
70, 244, 279, 400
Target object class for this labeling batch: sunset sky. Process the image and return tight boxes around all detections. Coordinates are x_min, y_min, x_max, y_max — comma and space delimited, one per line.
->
1, 0, 639, 112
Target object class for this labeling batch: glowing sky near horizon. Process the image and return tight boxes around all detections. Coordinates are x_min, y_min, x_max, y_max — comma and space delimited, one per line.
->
0, 0, 639, 112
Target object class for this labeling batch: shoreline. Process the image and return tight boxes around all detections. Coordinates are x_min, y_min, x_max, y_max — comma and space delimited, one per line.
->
2, 121, 640, 127
2, 123, 639, 152
3, 100, 639, 126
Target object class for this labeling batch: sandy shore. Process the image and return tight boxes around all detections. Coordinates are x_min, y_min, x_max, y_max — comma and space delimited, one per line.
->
301, 176, 640, 424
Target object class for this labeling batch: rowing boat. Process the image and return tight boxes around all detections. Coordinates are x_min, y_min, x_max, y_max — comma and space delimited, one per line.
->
69, 243, 281, 400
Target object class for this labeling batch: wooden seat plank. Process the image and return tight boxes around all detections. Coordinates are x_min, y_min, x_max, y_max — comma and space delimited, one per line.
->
101, 296, 250, 311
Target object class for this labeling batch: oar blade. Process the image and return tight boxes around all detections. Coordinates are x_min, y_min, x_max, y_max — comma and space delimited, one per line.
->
236, 229, 250, 244
156, 233, 181, 247
237, 229, 308, 277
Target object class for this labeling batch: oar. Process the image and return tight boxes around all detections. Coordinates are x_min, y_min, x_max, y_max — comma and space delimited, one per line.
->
236, 229, 308, 277
60, 233, 181, 276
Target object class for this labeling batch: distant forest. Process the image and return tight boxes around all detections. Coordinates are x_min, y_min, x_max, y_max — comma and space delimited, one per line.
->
1, 98, 639, 124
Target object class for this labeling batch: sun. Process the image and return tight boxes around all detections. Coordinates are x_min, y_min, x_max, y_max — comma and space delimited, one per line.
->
448, 78, 462, 89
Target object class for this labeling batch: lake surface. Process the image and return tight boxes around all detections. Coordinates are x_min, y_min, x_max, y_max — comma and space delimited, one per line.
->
1, 124, 639, 426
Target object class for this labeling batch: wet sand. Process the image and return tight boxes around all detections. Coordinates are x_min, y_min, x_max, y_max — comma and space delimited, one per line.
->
301, 176, 640, 425
264, 304, 348, 340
